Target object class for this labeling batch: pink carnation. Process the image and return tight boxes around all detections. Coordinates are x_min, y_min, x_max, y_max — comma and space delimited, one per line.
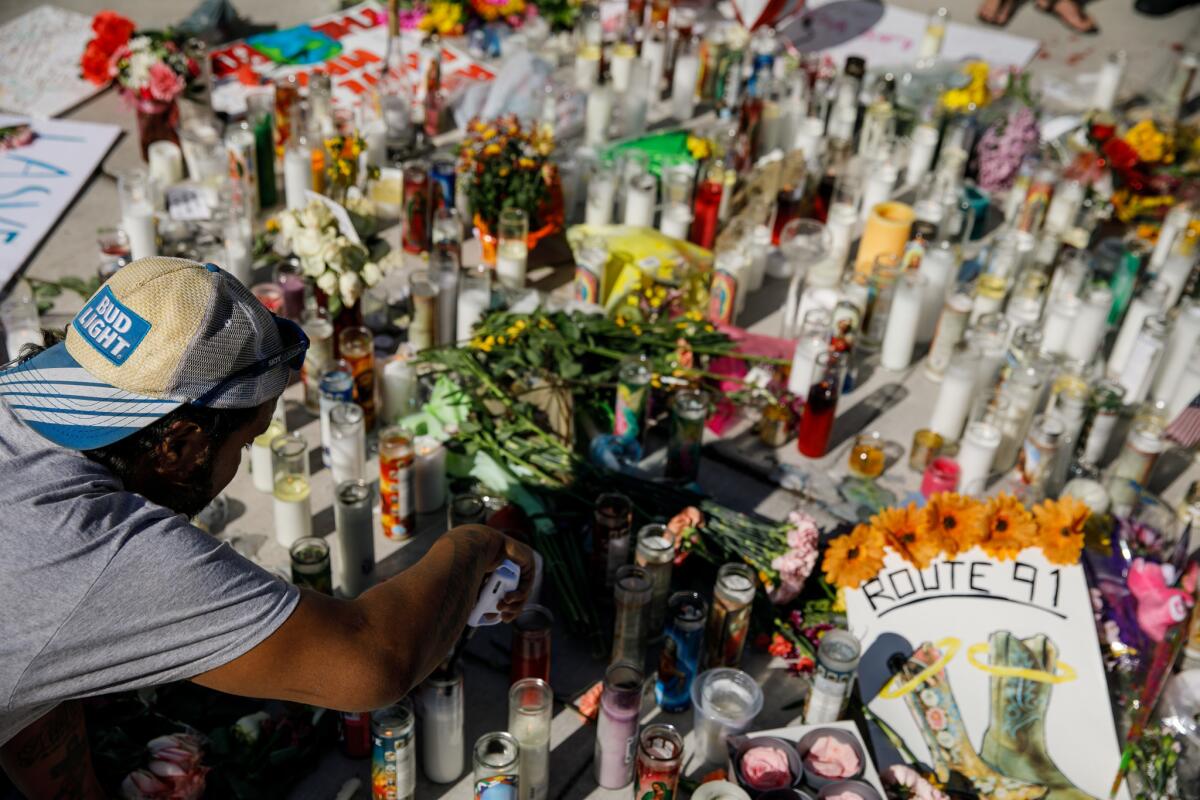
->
147, 61, 184, 103
786, 511, 820, 550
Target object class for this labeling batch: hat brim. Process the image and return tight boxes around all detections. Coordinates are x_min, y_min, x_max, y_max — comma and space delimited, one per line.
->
0, 343, 182, 450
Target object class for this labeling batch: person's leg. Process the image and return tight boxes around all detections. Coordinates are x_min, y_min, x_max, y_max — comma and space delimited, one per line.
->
978, 0, 1020, 25
1036, 0, 1100, 33
1135, 0, 1200, 15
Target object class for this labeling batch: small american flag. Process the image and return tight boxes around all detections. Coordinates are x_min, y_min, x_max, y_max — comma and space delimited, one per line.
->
1167, 393, 1200, 448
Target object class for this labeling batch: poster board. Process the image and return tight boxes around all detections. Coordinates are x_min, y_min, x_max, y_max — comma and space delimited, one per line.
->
0, 6, 107, 118
844, 546, 1127, 800
0, 115, 120, 286
209, 1, 495, 115
791, 0, 1040, 70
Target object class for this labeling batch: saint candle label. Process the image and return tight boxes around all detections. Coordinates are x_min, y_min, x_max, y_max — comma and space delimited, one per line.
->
73, 286, 150, 365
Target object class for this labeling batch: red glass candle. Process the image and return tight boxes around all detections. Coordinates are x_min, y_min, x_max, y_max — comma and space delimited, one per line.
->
797, 352, 844, 458
510, 605, 553, 684
403, 160, 431, 254
690, 166, 723, 250
921, 456, 960, 498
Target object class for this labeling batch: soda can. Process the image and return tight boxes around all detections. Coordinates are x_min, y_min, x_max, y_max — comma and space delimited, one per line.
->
318, 361, 354, 466
431, 157, 456, 213
372, 701, 415, 800
655, 591, 707, 712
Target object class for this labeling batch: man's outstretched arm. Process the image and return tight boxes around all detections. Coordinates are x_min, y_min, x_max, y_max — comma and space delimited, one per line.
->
193, 525, 534, 711
0, 701, 104, 800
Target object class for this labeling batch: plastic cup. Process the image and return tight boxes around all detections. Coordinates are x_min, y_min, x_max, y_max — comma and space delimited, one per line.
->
691, 668, 765, 764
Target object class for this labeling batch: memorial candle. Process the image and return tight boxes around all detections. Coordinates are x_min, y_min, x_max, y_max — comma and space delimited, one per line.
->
379, 427, 415, 541
797, 352, 844, 458
930, 345, 977, 443
957, 421, 1001, 496
880, 270, 924, 371
509, 679, 552, 800
635, 524, 673, 637
457, 265, 491, 342
418, 667, 464, 783
691, 164, 724, 249
118, 168, 158, 261
703, 564, 756, 669
624, 173, 657, 227
413, 435, 446, 513
594, 662, 644, 789
611, 565, 652, 666
1152, 298, 1200, 403
585, 163, 617, 226
635, 725, 684, 799
511, 605, 553, 684
333, 479, 375, 598
1065, 285, 1112, 365
329, 402, 366, 486
271, 434, 313, 548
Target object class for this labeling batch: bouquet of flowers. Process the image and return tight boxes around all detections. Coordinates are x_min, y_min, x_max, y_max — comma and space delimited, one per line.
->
821, 492, 1091, 591
277, 199, 383, 315
121, 733, 207, 800
1088, 116, 1200, 223
459, 116, 559, 233
82, 13, 197, 113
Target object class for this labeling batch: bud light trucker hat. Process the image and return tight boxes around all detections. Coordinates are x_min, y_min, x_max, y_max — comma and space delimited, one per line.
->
0, 257, 309, 450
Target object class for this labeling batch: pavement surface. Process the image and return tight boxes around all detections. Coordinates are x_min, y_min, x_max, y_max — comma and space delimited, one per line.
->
2, 1, 1200, 799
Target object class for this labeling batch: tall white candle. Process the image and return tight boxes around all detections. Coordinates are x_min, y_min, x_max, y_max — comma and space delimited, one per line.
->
1108, 286, 1167, 378
659, 205, 690, 240
610, 51, 634, 93
917, 244, 956, 344
284, 148, 312, 211
671, 53, 700, 120
958, 421, 1001, 496
497, 239, 528, 290
1044, 179, 1083, 234
1040, 294, 1079, 356
1005, 296, 1042, 342
250, 418, 286, 493
787, 335, 827, 398
586, 171, 616, 226
381, 355, 417, 425
1064, 286, 1112, 364
329, 403, 366, 486
930, 357, 976, 442
334, 480, 375, 598
905, 124, 939, 187
123, 205, 158, 261
746, 225, 771, 292
413, 436, 446, 513
860, 163, 898, 224
1153, 300, 1200, 402
792, 116, 825, 168
585, 86, 614, 147
147, 141, 184, 187
457, 285, 490, 344
575, 52, 600, 90
362, 121, 387, 169
1150, 204, 1190, 271
1118, 319, 1167, 404
623, 175, 656, 227
223, 217, 253, 287
1092, 51, 1125, 112
641, 38, 666, 94
273, 478, 313, 548
881, 271, 924, 371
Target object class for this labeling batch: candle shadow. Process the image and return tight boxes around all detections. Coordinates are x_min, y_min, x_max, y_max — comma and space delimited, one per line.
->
828, 381, 909, 453
1148, 446, 1195, 496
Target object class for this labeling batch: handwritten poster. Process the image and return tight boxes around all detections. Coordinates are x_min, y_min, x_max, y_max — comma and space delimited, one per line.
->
0, 115, 120, 286
209, 1, 495, 115
788, 0, 1040, 70
0, 6, 107, 118
845, 547, 1127, 800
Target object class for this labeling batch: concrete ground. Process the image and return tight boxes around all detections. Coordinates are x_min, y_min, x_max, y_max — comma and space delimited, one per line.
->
2, 1, 1200, 799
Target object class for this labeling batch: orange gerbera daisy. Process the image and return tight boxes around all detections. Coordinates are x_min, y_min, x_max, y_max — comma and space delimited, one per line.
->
920, 492, 985, 558
872, 504, 940, 568
1033, 495, 1091, 565
822, 524, 886, 590
980, 494, 1037, 561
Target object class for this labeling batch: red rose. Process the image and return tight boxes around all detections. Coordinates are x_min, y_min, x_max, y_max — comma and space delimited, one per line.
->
92, 10, 135, 54
1103, 138, 1140, 173
80, 41, 113, 85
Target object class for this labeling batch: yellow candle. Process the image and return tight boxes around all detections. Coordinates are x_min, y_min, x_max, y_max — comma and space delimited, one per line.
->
855, 201, 914, 276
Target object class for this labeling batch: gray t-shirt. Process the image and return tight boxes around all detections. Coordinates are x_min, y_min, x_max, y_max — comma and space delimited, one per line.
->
0, 398, 298, 746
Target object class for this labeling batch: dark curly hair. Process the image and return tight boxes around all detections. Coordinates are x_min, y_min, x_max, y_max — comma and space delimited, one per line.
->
16, 333, 262, 516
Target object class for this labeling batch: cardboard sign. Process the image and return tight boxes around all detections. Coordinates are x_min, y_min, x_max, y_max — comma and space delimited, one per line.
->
0, 6, 106, 118
209, 1, 495, 115
845, 546, 1127, 800
0, 115, 120, 288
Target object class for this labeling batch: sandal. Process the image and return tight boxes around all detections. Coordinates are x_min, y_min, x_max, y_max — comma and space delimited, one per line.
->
1035, 0, 1100, 33
977, 0, 1019, 25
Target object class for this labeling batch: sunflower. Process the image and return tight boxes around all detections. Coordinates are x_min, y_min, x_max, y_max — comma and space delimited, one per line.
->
822, 524, 886, 590
872, 504, 939, 568
980, 494, 1037, 561
919, 493, 985, 558
1033, 495, 1091, 565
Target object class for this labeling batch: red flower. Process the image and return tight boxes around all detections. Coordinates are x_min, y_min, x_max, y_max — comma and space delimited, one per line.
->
81, 40, 113, 85
788, 656, 815, 674
1103, 138, 1140, 173
91, 10, 135, 54
768, 633, 793, 658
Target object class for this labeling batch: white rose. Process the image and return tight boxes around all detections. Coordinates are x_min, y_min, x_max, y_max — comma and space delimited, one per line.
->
298, 205, 322, 231
278, 212, 298, 242
361, 261, 382, 288
316, 270, 339, 296
292, 228, 323, 260
307, 201, 335, 230
320, 240, 345, 272
339, 271, 363, 307
300, 255, 324, 278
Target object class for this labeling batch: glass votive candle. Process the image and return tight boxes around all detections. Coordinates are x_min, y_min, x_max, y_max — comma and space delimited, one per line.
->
690, 668, 764, 764
921, 456, 960, 498
510, 604, 553, 684
251, 282, 284, 314
909, 428, 943, 472
847, 431, 886, 479
97, 227, 131, 281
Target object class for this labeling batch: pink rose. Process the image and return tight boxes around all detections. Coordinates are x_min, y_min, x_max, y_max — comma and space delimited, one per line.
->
803, 735, 861, 779
740, 746, 792, 790
147, 61, 184, 103
882, 765, 950, 800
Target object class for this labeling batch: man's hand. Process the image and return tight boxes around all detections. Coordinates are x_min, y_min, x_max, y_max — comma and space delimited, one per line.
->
194, 526, 537, 712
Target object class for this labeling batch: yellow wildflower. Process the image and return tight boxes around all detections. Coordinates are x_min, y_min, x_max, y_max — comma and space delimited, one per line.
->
1124, 119, 1172, 164
631, 324, 642, 336
615, 316, 626, 326
482, 127, 498, 140
483, 143, 501, 156
704, 324, 714, 332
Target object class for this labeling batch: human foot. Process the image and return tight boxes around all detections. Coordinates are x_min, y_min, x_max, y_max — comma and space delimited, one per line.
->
978, 0, 1019, 25
1036, 0, 1099, 33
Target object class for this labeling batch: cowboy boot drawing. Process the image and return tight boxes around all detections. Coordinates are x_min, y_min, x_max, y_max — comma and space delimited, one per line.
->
979, 632, 1096, 800
893, 641, 1047, 800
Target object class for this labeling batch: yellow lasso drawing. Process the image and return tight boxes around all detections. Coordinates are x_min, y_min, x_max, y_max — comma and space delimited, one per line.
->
877, 638, 961, 700
966, 643, 1077, 684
